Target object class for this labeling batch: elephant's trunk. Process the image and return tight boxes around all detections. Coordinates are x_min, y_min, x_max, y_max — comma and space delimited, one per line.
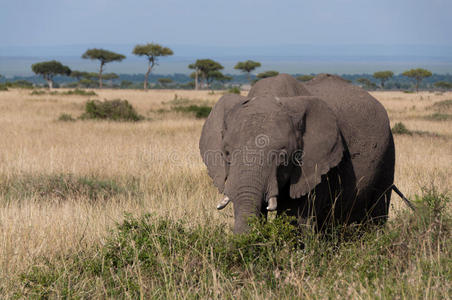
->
226, 165, 279, 234
233, 187, 264, 234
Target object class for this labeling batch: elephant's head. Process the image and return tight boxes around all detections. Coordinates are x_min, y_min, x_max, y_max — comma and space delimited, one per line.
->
200, 74, 344, 233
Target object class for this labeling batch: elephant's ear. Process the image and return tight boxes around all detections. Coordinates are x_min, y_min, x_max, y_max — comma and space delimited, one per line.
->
279, 96, 344, 198
199, 94, 247, 193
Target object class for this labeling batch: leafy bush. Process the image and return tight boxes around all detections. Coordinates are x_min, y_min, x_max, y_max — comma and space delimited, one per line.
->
156, 96, 213, 118
392, 122, 412, 135
30, 89, 97, 96
80, 99, 144, 121
391, 122, 439, 137
6, 80, 34, 89
228, 86, 241, 94
0, 84, 8, 91
120, 80, 134, 89
62, 89, 97, 96
30, 90, 46, 95
424, 113, 452, 121
17, 189, 451, 298
0, 174, 140, 203
58, 113, 76, 122
429, 99, 452, 111
173, 105, 212, 118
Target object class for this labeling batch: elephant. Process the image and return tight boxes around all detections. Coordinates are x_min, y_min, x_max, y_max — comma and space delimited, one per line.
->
199, 74, 395, 234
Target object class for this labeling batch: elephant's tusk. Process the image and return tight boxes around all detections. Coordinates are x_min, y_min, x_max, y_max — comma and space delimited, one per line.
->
217, 196, 231, 210
267, 197, 277, 211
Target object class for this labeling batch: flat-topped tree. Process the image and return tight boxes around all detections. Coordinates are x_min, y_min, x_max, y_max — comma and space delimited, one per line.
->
257, 70, 279, 80
79, 72, 100, 88
133, 43, 173, 90
82, 48, 125, 89
402, 68, 432, 92
234, 60, 261, 83
31, 60, 71, 89
70, 71, 90, 88
434, 81, 452, 91
158, 78, 173, 88
357, 78, 377, 90
373, 71, 394, 89
189, 59, 224, 89
209, 71, 231, 89
102, 73, 119, 87
102, 73, 119, 80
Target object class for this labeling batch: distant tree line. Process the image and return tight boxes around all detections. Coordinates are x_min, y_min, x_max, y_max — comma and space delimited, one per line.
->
0, 42, 451, 92
342, 70, 450, 92
3, 71, 452, 92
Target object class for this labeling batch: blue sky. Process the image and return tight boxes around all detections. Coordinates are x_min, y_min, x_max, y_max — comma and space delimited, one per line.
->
1, 0, 451, 47
1, 0, 451, 75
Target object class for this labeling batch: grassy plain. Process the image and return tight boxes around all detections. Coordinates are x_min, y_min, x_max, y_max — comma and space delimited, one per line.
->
0, 88, 450, 298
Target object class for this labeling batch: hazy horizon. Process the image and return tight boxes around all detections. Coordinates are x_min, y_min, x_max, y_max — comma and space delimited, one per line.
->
1, 0, 451, 76
1, 43, 452, 77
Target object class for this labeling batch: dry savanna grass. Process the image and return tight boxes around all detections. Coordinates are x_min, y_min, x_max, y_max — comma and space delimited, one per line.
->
0, 88, 450, 298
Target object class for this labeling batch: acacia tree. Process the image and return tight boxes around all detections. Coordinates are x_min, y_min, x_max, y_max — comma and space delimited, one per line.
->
82, 49, 125, 88
102, 73, 119, 87
78, 72, 99, 88
31, 60, 71, 89
132, 43, 173, 90
209, 71, 231, 89
402, 68, 432, 92
257, 70, 279, 80
373, 71, 394, 89
158, 78, 173, 88
357, 78, 377, 90
70, 70, 89, 88
188, 59, 224, 90
434, 81, 452, 91
234, 60, 261, 83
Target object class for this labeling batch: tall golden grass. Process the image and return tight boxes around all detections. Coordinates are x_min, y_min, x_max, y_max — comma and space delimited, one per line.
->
0, 88, 450, 296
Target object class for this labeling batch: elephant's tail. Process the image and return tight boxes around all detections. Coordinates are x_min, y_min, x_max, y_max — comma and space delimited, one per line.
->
391, 185, 416, 212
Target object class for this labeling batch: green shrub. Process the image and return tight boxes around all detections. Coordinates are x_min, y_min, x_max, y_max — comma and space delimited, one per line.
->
173, 105, 211, 118
0, 174, 140, 203
424, 113, 452, 121
392, 122, 412, 135
0, 84, 8, 91
80, 99, 143, 122
62, 89, 97, 96
17, 189, 451, 298
430, 99, 452, 111
7, 80, 34, 89
58, 113, 76, 122
30, 90, 46, 95
391, 122, 439, 137
228, 86, 241, 94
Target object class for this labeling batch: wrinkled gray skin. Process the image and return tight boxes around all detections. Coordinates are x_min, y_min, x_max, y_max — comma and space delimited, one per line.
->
200, 74, 394, 234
